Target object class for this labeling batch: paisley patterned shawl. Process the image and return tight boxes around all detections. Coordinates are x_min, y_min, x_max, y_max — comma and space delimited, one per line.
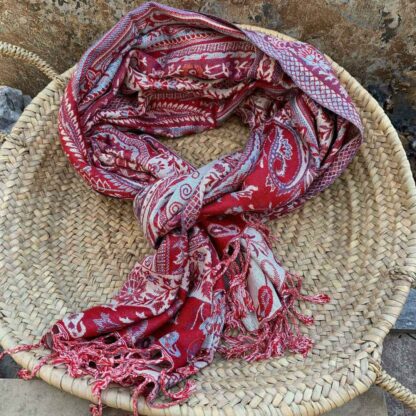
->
6, 2, 364, 414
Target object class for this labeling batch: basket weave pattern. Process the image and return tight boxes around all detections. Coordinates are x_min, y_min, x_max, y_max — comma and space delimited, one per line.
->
0, 26, 415, 415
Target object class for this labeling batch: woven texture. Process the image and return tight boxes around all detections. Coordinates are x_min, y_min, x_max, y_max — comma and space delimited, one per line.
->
0, 25, 415, 415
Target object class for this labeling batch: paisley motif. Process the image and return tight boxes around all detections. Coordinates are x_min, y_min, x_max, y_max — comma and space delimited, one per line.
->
267, 124, 309, 192
258, 286, 273, 319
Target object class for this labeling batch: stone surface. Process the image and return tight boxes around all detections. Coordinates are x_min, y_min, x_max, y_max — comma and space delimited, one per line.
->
328, 386, 388, 415
0, 0, 414, 143
381, 333, 416, 416
0, 378, 388, 416
0, 86, 31, 132
394, 289, 416, 332
0, 347, 19, 378
0, 379, 127, 415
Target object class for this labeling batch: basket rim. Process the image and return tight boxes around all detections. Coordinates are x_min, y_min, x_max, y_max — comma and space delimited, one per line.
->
0, 24, 415, 416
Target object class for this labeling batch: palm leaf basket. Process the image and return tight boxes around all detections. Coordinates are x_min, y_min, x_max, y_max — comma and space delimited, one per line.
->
0, 25, 415, 416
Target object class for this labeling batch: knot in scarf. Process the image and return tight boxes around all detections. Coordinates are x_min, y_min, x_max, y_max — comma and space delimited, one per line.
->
20, 3, 364, 414
134, 149, 244, 247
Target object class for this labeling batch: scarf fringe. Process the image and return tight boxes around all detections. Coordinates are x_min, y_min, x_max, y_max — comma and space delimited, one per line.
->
220, 271, 330, 360
0, 331, 195, 416
220, 226, 330, 361
225, 239, 256, 323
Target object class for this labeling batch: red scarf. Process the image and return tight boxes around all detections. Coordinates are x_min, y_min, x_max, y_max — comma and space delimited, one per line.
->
6, 3, 363, 414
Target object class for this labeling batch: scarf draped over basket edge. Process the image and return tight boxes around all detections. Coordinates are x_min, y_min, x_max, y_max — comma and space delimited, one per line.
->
2, 3, 364, 415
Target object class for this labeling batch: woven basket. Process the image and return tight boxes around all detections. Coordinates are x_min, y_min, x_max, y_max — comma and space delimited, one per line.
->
0, 24, 415, 415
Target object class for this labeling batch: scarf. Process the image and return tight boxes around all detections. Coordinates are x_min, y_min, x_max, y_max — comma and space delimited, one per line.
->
5, 3, 363, 414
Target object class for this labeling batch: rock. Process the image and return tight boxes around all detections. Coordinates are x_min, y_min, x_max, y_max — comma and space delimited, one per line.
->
381, 333, 416, 416
394, 289, 416, 332
0, 347, 20, 378
0, 86, 31, 133
327, 387, 388, 416
23, 94, 32, 108
0, 379, 128, 415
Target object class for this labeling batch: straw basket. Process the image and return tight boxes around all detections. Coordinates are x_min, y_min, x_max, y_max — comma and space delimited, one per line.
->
0, 24, 415, 416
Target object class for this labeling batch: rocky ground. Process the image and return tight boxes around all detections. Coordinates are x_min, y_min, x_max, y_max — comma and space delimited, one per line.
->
0, 86, 31, 132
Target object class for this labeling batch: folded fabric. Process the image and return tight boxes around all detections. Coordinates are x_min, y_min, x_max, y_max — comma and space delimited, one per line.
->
5, 2, 363, 414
